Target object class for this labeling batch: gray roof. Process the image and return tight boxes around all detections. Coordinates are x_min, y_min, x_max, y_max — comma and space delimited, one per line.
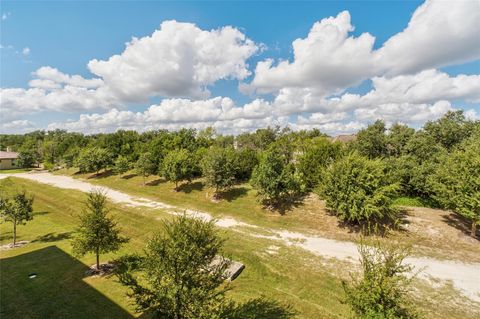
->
0, 151, 19, 159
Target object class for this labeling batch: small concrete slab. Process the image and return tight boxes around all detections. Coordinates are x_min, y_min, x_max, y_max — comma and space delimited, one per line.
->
210, 256, 245, 281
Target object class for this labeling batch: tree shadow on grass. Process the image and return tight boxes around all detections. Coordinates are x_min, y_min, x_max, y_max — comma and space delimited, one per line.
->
332, 208, 410, 237
176, 181, 204, 193
222, 297, 296, 319
88, 170, 115, 179
263, 193, 306, 216
442, 212, 479, 240
121, 173, 137, 180
146, 178, 166, 186
217, 186, 248, 202
0, 246, 134, 319
32, 232, 73, 243
0, 230, 13, 242
134, 297, 296, 319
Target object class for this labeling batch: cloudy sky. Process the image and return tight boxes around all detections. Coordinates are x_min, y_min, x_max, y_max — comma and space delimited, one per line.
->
1, 0, 479, 135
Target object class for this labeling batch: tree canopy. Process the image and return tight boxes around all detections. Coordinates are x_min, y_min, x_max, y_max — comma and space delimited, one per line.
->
430, 133, 480, 237
250, 147, 301, 210
201, 147, 237, 197
161, 148, 196, 190
115, 215, 230, 319
72, 189, 128, 270
316, 153, 399, 227
0, 188, 34, 245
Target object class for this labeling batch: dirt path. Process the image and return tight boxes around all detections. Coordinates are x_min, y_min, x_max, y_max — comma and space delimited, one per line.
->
2, 172, 479, 301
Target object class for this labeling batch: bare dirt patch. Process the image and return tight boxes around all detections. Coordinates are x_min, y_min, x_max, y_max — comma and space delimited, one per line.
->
85, 263, 116, 276
0, 241, 29, 250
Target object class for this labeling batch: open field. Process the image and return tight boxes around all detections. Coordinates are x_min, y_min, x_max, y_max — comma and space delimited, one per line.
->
55, 168, 480, 263
1, 176, 479, 318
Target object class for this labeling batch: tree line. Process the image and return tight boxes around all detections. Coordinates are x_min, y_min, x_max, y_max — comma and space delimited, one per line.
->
2, 110, 479, 237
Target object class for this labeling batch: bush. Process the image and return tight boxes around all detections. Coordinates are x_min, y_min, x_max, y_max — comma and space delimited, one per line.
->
343, 241, 419, 319
316, 153, 399, 227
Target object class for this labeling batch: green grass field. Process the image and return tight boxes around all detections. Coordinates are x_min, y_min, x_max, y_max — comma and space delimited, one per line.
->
0, 168, 31, 174
54, 168, 480, 263
1, 177, 478, 318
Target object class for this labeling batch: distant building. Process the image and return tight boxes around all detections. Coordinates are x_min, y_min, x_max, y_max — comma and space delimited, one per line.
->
0, 151, 20, 170
330, 134, 357, 143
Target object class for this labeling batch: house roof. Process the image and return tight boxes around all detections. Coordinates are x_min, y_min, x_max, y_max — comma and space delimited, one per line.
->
331, 134, 357, 143
0, 151, 19, 159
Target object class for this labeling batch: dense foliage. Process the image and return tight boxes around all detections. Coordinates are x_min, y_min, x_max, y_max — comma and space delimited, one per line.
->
115, 215, 230, 319
250, 147, 301, 209
429, 132, 480, 237
201, 147, 237, 197
1, 111, 478, 226
115, 214, 294, 319
343, 241, 419, 318
316, 153, 400, 226
161, 148, 197, 190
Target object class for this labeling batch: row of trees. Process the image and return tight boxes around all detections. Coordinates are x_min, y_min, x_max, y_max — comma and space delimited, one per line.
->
72, 190, 418, 318
2, 111, 479, 237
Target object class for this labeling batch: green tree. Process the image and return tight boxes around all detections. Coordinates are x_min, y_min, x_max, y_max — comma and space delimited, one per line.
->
0, 190, 34, 245
316, 153, 399, 227
423, 110, 473, 150
430, 135, 480, 237
232, 148, 259, 181
387, 123, 415, 157
76, 147, 113, 175
115, 215, 230, 319
343, 241, 419, 319
391, 131, 446, 198
250, 148, 301, 210
114, 155, 131, 177
135, 152, 157, 185
355, 120, 388, 159
72, 189, 128, 270
297, 137, 343, 190
17, 150, 38, 168
201, 147, 236, 198
162, 149, 196, 190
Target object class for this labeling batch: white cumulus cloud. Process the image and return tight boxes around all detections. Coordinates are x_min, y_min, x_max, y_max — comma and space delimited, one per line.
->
88, 20, 258, 101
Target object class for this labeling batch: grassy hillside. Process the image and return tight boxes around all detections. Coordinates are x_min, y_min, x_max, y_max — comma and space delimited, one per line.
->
1, 177, 478, 318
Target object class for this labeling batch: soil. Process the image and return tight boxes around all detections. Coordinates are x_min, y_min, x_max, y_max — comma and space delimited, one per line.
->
0, 241, 29, 250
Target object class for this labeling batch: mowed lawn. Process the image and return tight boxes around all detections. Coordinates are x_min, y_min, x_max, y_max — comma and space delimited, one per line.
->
57, 168, 480, 263
1, 177, 478, 319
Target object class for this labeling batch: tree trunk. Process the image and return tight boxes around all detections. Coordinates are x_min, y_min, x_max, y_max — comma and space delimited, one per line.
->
143, 175, 146, 186
96, 247, 100, 270
472, 220, 477, 238
13, 221, 17, 245
175, 181, 178, 191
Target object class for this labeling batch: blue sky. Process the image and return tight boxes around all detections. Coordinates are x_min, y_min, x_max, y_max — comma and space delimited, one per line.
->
1, 0, 479, 134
